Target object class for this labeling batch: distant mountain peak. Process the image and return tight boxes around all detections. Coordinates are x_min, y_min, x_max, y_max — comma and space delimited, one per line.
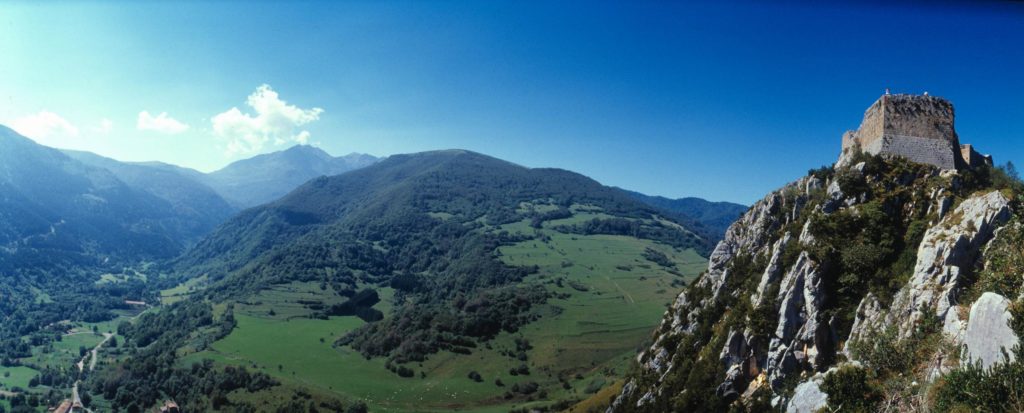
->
203, 145, 380, 207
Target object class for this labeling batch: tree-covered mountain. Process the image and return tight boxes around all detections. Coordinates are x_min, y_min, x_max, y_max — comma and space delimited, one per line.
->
625, 190, 748, 241
175, 149, 710, 289
93, 149, 714, 412
63, 149, 237, 242
199, 145, 379, 208
0, 126, 215, 264
0, 125, 222, 363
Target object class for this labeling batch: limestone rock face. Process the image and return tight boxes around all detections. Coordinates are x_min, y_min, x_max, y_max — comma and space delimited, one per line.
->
752, 233, 792, 307
963, 292, 1019, 369
766, 252, 831, 388
844, 293, 884, 358
613, 177, 817, 410
888, 190, 1011, 339
609, 158, 1016, 412
605, 380, 636, 413
786, 379, 827, 413
699, 180, 804, 301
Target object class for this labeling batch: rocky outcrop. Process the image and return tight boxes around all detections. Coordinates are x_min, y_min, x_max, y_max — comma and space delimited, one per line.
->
784, 362, 863, 413
766, 252, 831, 388
845, 293, 883, 357
752, 233, 792, 307
963, 292, 1019, 369
887, 191, 1011, 339
786, 379, 827, 413
610, 158, 1017, 413
612, 177, 820, 410
699, 177, 816, 302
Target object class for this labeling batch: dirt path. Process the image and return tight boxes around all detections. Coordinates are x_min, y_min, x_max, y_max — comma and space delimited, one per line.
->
76, 332, 113, 373
67, 332, 113, 410
606, 276, 635, 304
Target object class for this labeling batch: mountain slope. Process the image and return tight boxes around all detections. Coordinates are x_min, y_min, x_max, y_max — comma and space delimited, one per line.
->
607, 153, 1024, 412
63, 149, 237, 241
0, 125, 218, 320
626, 191, 748, 241
0, 125, 207, 260
176, 150, 711, 290
101, 149, 714, 412
201, 145, 379, 207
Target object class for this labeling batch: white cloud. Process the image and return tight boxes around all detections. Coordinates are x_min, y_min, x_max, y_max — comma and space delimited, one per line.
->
137, 111, 190, 135
211, 84, 324, 154
9, 111, 80, 147
93, 118, 114, 135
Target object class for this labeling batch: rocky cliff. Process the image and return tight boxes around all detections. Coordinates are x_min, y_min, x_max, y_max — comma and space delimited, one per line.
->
607, 151, 1024, 412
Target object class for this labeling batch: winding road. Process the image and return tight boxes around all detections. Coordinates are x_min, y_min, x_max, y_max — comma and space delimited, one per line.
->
70, 332, 113, 412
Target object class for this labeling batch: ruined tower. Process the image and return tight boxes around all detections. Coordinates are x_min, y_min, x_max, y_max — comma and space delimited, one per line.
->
839, 93, 991, 170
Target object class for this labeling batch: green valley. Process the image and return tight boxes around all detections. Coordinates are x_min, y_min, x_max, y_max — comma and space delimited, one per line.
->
177, 211, 706, 411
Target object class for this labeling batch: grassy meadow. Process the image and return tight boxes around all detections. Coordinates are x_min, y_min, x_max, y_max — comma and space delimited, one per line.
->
182, 204, 707, 412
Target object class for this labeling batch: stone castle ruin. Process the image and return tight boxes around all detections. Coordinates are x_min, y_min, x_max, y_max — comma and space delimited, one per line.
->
838, 93, 991, 170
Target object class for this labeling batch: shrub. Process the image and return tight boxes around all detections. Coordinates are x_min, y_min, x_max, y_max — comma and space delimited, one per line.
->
821, 365, 882, 412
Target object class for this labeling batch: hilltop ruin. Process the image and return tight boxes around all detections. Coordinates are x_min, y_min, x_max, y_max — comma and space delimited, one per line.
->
838, 93, 991, 170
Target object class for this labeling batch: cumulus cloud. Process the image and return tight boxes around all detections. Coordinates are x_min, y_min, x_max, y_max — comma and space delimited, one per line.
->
9, 111, 80, 141
94, 118, 114, 135
8, 111, 83, 148
211, 84, 324, 154
137, 111, 190, 135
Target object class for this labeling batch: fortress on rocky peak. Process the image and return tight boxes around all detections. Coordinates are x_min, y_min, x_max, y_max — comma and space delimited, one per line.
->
839, 92, 991, 170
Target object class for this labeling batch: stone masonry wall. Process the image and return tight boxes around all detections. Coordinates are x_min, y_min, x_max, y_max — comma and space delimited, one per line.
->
874, 134, 959, 170
880, 95, 957, 142
842, 98, 886, 152
840, 94, 962, 170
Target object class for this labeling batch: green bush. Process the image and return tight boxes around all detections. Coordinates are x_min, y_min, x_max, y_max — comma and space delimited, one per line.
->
931, 359, 1024, 412
821, 364, 882, 412
974, 221, 1024, 298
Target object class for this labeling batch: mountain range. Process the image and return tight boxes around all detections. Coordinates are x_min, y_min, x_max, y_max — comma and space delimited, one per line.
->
104, 149, 715, 411
0, 124, 748, 412
625, 191, 747, 241
197, 145, 379, 208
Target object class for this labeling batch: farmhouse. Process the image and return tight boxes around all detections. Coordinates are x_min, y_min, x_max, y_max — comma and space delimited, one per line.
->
838, 92, 992, 169
158, 400, 180, 413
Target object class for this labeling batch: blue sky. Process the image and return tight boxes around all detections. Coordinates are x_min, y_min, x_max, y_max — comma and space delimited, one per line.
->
1, 1, 1021, 204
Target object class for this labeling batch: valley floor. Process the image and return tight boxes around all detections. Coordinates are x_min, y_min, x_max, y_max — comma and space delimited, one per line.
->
176, 216, 706, 412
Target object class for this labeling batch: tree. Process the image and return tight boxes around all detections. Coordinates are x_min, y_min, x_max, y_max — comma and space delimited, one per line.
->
1005, 161, 1020, 181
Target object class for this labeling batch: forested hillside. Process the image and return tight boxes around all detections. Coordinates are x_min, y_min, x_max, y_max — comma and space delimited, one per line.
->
0, 126, 227, 412
86, 149, 713, 412
626, 191, 748, 242
63, 149, 237, 241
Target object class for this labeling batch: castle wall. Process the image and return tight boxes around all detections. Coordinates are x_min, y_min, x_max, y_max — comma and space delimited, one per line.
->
840, 94, 962, 170
845, 99, 886, 151
875, 134, 959, 170
838, 93, 988, 171
881, 95, 957, 143
961, 144, 993, 168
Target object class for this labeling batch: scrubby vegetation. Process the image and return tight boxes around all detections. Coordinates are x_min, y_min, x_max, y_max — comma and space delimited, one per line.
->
612, 155, 1024, 413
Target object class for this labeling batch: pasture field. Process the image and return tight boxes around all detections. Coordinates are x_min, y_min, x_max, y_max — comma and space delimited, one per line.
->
21, 332, 104, 372
0, 365, 39, 391
185, 212, 707, 412
160, 274, 209, 305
